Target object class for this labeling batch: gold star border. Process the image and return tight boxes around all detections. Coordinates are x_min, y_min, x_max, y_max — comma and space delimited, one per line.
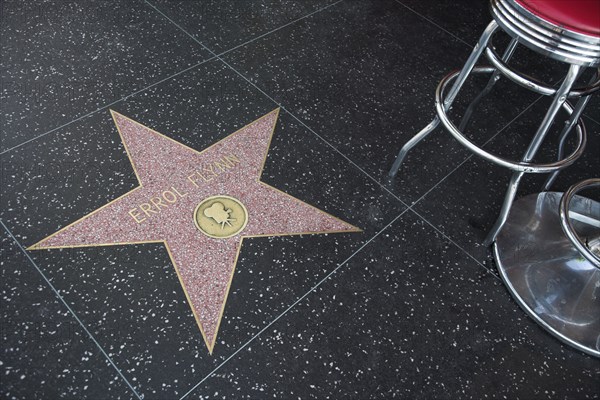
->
28, 108, 362, 353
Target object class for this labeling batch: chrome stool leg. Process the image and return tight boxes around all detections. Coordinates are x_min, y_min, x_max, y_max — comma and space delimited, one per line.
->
458, 37, 519, 132
484, 64, 583, 245
388, 119, 439, 177
389, 21, 500, 178
543, 72, 598, 190
541, 97, 590, 190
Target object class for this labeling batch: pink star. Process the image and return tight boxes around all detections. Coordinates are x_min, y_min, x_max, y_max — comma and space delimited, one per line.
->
29, 109, 360, 353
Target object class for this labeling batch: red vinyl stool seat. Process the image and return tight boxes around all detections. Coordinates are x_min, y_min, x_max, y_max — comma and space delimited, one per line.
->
492, 0, 600, 66
516, 0, 600, 37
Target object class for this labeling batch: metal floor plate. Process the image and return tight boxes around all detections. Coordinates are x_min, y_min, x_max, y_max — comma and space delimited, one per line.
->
494, 192, 600, 357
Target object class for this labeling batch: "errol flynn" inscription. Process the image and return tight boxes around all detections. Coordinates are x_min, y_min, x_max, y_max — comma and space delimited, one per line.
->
187, 154, 240, 188
128, 154, 241, 224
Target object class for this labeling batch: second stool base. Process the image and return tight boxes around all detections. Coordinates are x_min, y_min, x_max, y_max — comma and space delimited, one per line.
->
493, 192, 600, 357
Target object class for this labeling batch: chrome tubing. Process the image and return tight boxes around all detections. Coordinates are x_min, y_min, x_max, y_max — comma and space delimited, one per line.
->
388, 21, 501, 178
435, 67, 587, 174
484, 64, 583, 245
543, 96, 591, 190
544, 71, 600, 190
485, 46, 600, 97
559, 179, 600, 267
458, 37, 519, 132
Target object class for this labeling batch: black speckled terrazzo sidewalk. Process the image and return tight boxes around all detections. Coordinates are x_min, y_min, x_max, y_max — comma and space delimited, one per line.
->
1, 1, 599, 399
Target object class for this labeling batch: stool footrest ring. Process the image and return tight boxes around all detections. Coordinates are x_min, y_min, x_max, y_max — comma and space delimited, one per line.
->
435, 67, 587, 173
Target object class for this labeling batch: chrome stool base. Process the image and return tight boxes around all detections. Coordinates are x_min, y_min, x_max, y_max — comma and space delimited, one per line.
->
494, 192, 600, 357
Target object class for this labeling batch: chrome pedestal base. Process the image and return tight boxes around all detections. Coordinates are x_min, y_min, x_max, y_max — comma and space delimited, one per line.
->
493, 192, 600, 357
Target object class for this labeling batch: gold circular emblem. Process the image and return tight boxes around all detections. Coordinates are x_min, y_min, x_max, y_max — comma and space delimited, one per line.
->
194, 195, 248, 239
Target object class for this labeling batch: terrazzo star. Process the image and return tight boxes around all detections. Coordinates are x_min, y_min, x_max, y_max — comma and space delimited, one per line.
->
29, 108, 360, 353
